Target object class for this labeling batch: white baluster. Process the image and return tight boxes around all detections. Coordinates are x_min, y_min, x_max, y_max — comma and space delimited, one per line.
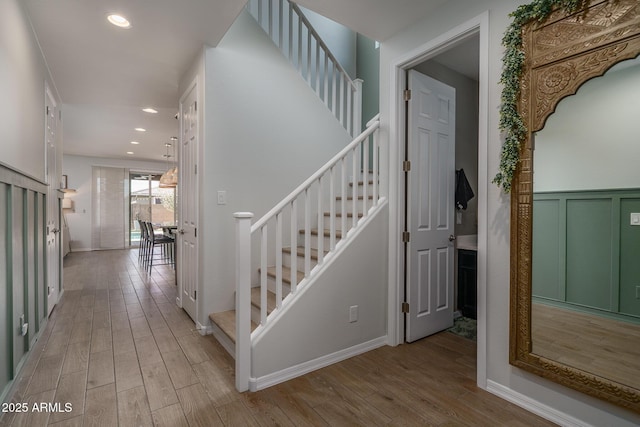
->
260, 225, 268, 325
316, 177, 324, 266
276, 212, 283, 309
341, 157, 347, 235
363, 133, 369, 217
352, 146, 357, 229
304, 188, 311, 277
373, 128, 379, 204
323, 54, 329, 107
290, 199, 297, 293
329, 166, 336, 250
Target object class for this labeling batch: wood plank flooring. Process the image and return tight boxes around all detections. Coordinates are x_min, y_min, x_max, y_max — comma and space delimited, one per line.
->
0, 249, 555, 426
532, 302, 640, 390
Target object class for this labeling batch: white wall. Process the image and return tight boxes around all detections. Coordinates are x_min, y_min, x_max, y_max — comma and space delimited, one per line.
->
62, 154, 167, 251
252, 206, 388, 379
380, 0, 640, 425
534, 58, 640, 192
0, 0, 59, 181
179, 10, 353, 328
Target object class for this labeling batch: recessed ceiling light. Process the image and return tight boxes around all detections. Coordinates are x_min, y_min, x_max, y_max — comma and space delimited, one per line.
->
130, 141, 140, 145
142, 108, 158, 114
126, 151, 134, 155
107, 14, 131, 29
134, 128, 146, 132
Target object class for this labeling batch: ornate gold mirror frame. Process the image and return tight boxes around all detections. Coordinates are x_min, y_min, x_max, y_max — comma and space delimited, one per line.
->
510, 0, 640, 412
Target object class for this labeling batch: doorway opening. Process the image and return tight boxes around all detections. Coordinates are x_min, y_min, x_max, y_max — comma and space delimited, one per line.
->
388, 12, 489, 388
403, 35, 480, 344
129, 172, 176, 246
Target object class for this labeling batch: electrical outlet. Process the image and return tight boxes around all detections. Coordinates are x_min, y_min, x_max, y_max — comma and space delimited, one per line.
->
349, 305, 358, 323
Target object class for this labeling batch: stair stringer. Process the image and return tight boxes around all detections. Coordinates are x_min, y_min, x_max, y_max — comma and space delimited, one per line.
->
249, 200, 389, 391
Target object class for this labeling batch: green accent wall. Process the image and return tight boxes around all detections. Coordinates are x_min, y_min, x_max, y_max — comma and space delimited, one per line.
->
533, 190, 640, 320
620, 198, 640, 316
0, 165, 50, 402
356, 34, 379, 130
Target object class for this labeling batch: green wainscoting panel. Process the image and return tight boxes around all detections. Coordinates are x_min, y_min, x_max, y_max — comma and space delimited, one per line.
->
532, 199, 562, 299
0, 184, 9, 393
26, 191, 36, 347
12, 188, 26, 373
620, 198, 640, 317
566, 199, 613, 310
533, 189, 640, 323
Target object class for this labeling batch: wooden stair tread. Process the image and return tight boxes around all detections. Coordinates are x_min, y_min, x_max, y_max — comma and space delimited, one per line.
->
282, 246, 325, 260
323, 212, 363, 218
251, 287, 277, 313
209, 310, 257, 343
305, 228, 343, 238
349, 180, 375, 186
335, 195, 373, 201
262, 266, 305, 284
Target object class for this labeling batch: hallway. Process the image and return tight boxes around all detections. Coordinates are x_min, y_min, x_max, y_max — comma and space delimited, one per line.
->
0, 249, 554, 426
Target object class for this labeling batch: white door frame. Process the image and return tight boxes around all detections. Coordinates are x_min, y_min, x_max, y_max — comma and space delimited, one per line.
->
387, 11, 489, 389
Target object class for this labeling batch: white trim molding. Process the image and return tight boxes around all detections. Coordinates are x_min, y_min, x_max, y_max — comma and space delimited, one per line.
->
486, 380, 594, 427
249, 336, 387, 392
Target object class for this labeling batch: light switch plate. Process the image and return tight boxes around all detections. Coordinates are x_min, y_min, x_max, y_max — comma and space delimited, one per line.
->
217, 191, 227, 205
631, 213, 640, 225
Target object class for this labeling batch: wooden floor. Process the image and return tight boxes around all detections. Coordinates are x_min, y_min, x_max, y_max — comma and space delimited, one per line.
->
532, 302, 640, 390
0, 249, 555, 427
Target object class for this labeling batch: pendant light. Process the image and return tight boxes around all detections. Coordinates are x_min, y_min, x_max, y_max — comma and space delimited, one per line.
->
159, 140, 178, 188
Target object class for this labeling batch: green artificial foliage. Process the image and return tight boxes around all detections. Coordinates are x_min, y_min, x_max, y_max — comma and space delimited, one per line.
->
494, 0, 585, 192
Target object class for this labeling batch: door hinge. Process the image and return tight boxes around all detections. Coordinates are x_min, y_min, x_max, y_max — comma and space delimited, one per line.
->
194, 164, 197, 175
194, 101, 197, 111
194, 228, 197, 238
46, 106, 49, 115
402, 231, 410, 243
402, 302, 410, 313
402, 160, 411, 172
194, 290, 197, 300
404, 89, 412, 101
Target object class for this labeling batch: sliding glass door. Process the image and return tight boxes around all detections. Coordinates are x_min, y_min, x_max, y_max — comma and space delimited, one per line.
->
129, 172, 176, 245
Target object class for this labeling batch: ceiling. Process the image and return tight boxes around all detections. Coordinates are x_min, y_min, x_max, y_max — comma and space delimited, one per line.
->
23, 0, 450, 162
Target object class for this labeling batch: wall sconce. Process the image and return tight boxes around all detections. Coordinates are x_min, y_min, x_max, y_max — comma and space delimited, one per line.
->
62, 197, 74, 212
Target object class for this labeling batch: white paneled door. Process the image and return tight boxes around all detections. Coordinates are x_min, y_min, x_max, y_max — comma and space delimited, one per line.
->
178, 81, 198, 322
405, 70, 456, 342
45, 85, 60, 315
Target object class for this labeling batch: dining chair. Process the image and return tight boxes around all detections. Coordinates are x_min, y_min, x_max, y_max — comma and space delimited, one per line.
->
144, 221, 174, 272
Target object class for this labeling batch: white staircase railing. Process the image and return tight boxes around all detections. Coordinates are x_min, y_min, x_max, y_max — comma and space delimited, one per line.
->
234, 114, 382, 391
247, 0, 362, 137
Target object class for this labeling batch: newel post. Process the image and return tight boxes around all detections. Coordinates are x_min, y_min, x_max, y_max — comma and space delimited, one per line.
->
234, 212, 253, 392
353, 78, 364, 138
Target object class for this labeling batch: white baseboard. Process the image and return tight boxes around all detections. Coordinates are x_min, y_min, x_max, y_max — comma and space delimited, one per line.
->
486, 380, 592, 427
195, 321, 211, 336
249, 336, 387, 392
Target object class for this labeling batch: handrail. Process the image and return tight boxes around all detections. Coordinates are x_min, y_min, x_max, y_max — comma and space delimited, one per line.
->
288, 2, 357, 91
251, 116, 379, 233
247, 0, 362, 137
234, 117, 382, 392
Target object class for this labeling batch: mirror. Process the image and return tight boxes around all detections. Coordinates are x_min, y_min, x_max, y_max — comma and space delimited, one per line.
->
510, 0, 640, 412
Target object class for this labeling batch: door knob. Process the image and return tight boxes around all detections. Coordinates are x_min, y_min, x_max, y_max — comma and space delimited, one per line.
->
449, 234, 456, 242
52, 228, 60, 234
178, 229, 185, 235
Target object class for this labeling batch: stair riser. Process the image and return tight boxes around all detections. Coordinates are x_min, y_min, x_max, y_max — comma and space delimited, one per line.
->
323, 215, 362, 231
265, 277, 292, 297
282, 252, 318, 270
300, 233, 338, 249
334, 199, 373, 215
349, 182, 375, 198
